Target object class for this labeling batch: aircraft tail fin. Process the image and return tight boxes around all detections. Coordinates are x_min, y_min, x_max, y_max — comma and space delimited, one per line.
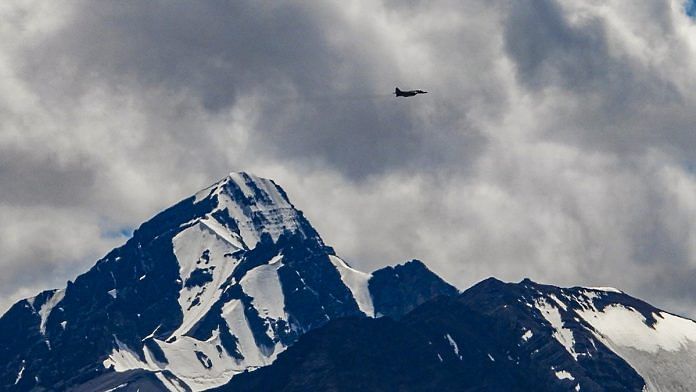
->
395, 87, 402, 94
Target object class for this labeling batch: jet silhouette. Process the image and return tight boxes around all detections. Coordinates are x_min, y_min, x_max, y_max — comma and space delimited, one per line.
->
394, 87, 427, 97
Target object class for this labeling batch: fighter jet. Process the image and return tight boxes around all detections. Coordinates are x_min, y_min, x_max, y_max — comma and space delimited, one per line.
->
394, 87, 428, 97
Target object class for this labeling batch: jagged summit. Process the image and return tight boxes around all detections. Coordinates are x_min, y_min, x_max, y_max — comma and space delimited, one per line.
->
188, 171, 321, 249
195, 172, 289, 203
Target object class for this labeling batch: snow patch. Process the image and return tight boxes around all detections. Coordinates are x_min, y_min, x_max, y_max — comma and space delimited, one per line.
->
522, 329, 533, 342
240, 261, 286, 321
328, 255, 374, 316
578, 305, 696, 353
103, 336, 151, 372
555, 370, 575, 381
193, 182, 219, 204
142, 324, 162, 342
38, 289, 65, 335
14, 364, 24, 385
535, 298, 578, 360
586, 286, 622, 294
445, 333, 462, 360
103, 383, 128, 392
573, 294, 696, 391
200, 218, 245, 250
549, 294, 568, 311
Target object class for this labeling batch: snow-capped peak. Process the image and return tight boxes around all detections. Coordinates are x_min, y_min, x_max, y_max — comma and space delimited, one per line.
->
194, 172, 291, 208
95, 172, 354, 390
191, 172, 317, 249
1, 172, 457, 392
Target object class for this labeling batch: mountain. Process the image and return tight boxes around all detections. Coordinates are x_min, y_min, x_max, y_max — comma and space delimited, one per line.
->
216, 278, 696, 392
0, 172, 457, 391
5, 171, 695, 392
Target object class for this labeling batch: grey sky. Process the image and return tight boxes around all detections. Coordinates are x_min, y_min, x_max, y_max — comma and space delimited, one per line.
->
2, 0, 696, 317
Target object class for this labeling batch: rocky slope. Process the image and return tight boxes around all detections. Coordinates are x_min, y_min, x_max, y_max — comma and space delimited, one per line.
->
218, 278, 696, 392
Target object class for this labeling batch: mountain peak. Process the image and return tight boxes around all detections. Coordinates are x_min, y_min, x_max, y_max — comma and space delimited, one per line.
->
188, 171, 317, 250
369, 259, 458, 319
201, 172, 290, 205
0, 172, 457, 391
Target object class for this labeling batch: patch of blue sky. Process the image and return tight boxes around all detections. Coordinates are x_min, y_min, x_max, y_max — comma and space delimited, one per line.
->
686, 0, 696, 17
103, 227, 133, 239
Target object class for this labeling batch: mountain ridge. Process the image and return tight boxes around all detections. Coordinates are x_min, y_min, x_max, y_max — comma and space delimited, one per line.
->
3, 172, 696, 391
217, 277, 696, 392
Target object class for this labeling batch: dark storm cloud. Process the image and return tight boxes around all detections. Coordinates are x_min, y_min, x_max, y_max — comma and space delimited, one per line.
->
22, 2, 337, 109
0, 146, 96, 207
17, 1, 484, 179
505, 0, 613, 92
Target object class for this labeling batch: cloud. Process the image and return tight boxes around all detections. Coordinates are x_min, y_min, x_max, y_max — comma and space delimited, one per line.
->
1, 0, 696, 317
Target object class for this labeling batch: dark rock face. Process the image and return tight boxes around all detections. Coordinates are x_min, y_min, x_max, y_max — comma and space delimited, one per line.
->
276, 237, 361, 333
368, 259, 459, 319
209, 316, 466, 392
216, 278, 649, 392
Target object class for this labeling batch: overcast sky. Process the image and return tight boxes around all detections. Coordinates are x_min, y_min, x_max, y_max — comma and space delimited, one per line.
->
2, 0, 696, 317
